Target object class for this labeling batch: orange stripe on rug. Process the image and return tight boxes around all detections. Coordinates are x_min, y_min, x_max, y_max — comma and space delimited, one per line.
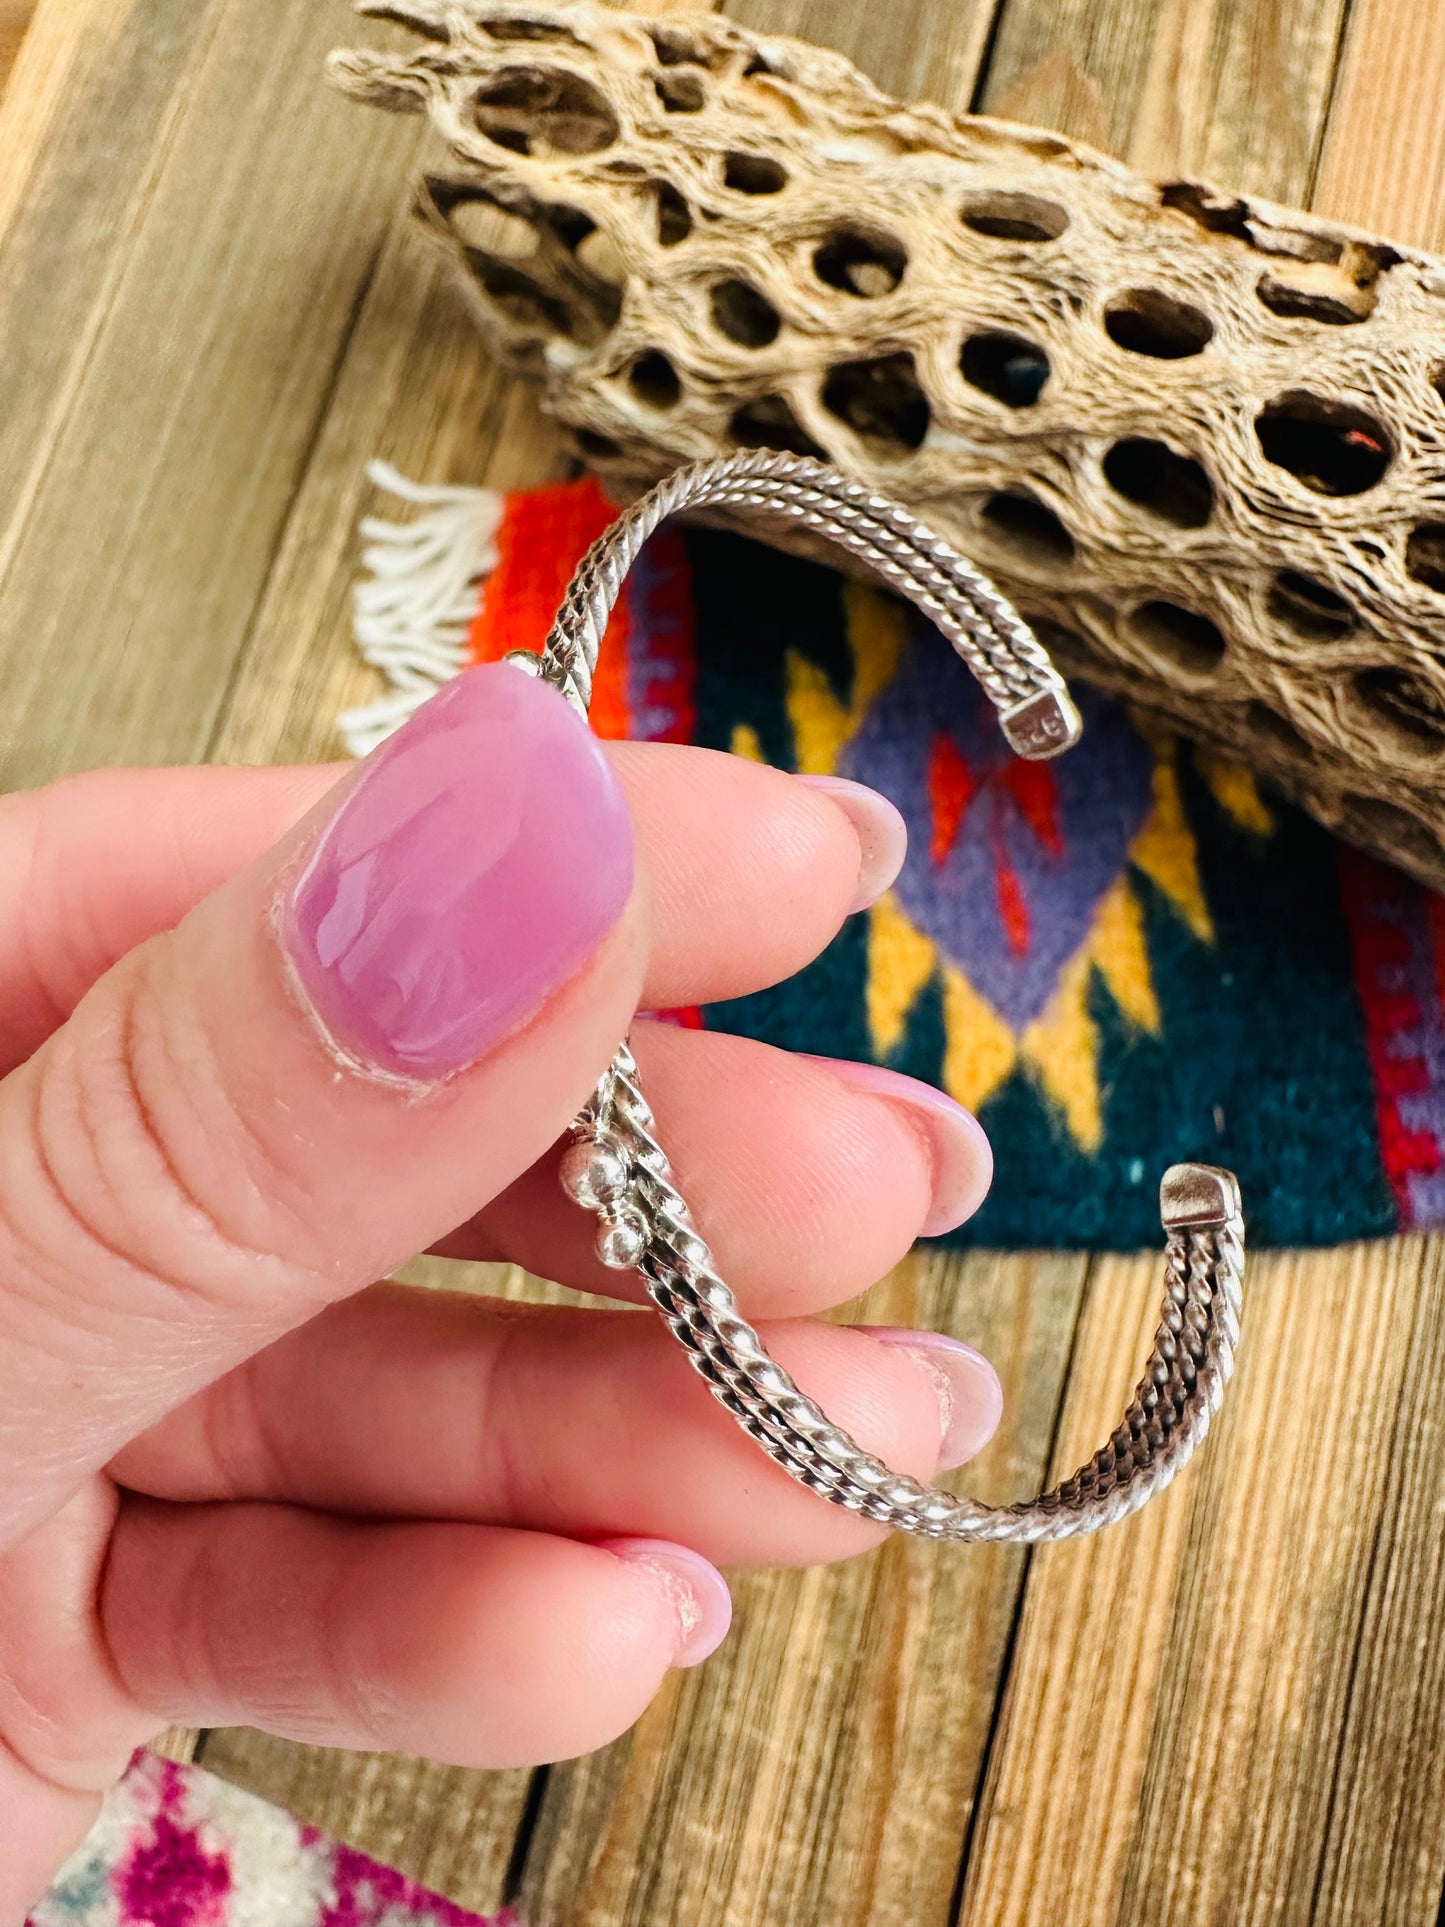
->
467, 477, 632, 739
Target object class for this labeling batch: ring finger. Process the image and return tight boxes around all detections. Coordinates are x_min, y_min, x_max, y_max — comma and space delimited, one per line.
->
436, 1020, 992, 1318
112, 1284, 1003, 1567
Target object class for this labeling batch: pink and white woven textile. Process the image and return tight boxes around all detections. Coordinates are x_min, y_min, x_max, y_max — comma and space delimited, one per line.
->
28, 1751, 509, 1927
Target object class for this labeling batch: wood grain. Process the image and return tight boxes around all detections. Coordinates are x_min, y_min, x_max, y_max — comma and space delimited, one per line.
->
961, 1238, 1445, 1927
0, 0, 32, 99
982, 0, 1348, 196
723, 0, 998, 108
0, 0, 422, 789
1313, 0, 1445, 249
943, 4, 1445, 1920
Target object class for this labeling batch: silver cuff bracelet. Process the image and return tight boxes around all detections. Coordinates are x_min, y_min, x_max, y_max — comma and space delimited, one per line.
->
511, 450, 1244, 1545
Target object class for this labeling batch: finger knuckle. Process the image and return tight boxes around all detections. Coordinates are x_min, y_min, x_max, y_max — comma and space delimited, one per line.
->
11, 942, 321, 1324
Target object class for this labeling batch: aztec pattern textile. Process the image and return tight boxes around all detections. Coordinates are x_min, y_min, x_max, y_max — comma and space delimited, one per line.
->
29, 1751, 504, 1927
344, 470, 1445, 1251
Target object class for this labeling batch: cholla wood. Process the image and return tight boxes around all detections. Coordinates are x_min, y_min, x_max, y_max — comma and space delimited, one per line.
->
333, 2, 1445, 885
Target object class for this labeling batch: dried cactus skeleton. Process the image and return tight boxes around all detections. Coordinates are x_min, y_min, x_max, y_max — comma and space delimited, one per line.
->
333, 2, 1445, 885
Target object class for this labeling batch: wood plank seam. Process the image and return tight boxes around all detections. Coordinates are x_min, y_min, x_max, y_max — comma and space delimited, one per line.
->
499, 1765, 551, 1910
963, 0, 1012, 113
1303, 1509, 1388, 1922
1302, 0, 1364, 205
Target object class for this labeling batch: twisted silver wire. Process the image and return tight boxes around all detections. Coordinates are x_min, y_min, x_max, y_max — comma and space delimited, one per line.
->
537, 452, 1082, 751
530, 451, 1244, 1543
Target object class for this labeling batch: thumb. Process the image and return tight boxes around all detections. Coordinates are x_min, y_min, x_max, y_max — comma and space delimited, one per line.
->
0, 664, 644, 1549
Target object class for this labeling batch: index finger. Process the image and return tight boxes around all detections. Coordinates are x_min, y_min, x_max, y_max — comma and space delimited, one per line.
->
0, 739, 889, 1072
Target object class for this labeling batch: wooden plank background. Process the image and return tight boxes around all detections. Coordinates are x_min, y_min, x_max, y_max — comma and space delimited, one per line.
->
3, 0, 1444, 1922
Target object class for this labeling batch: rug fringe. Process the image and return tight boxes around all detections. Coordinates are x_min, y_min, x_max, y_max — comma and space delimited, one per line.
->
339, 459, 504, 756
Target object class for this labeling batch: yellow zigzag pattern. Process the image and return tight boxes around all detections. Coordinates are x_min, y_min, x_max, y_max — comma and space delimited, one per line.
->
779, 589, 1277, 1153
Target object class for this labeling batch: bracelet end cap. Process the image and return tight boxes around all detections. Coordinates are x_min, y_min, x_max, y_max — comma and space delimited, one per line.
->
1161, 1162, 1241, 1230
1000, 687, 1084, 760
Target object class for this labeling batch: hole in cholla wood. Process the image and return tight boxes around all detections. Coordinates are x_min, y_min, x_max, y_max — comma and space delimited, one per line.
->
1254, 238, 1399, 325
980, 491, 1075, 566
961, 191, 1069, 242
724, 151, 788, 195
479, 15, 582, 43
1257, 272, 1366, 325
430, 182, 538, 259
813, 227, 907, 297
1255, 393, 1393, 495
821, 352, 930, 450
1104, 288, 1215, 359
743, 46, 788, 80
1268, 569, 1356, 640
729, 395, 827, 460
470, 258, 586, 340
1406, 522, 1445, 593
649, 24, 726, 69
1354, 667, 1445, 754
654, 68, 706, 113
1158, 181, 1253, 239
629, 349, 681, 409
472, 66, 618, 156
1104, 438, 1214, 527
1131, 599, 1228, 678
710, 279, 781, 347
961, 331, 1050, 407
651, 179, 692, 245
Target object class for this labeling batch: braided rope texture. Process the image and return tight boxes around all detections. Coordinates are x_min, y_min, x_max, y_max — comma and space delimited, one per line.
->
525, 451, 1247, 1543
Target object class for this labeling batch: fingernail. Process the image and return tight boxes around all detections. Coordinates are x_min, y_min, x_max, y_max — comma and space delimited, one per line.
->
597, 1538, 733, 1667
861, 1328, 1004, 1470
800, 1057, 993, 1234
795, 774, 907, 912
280, 664, 634, 1082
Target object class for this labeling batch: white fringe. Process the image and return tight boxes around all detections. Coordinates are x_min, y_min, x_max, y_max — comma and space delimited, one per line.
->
339, 459, 505, 757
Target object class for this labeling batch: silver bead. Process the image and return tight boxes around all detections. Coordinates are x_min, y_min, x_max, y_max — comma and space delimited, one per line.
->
595, 1207, 648, 1270
501, 648, 544, 675
559, 1137, 630, 1211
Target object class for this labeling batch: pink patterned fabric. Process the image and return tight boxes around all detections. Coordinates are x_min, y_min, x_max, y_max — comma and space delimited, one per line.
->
29, 1752, 512, 1927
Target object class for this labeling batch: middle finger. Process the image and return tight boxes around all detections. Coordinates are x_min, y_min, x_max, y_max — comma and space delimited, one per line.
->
436, 1020, 993, 1317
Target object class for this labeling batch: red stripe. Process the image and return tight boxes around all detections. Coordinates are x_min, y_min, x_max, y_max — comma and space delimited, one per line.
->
1339, 848, 1440, 1220
467, 478, 616, 661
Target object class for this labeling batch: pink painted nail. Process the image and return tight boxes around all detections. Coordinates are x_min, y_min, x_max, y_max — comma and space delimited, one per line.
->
795, 773, 907, 912
280, 663, 634, 1082
800, 1056, 993, 1234
861, 1327, 1004, 1470
596, 1538, 734, 1667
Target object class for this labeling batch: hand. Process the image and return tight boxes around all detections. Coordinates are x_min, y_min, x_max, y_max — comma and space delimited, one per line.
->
0, 663, 998, 1918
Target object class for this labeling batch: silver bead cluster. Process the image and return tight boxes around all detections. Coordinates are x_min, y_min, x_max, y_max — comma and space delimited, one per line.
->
559, 1135, 649, 1271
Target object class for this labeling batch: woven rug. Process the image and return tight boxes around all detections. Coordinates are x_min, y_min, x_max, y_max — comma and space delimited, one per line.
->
29, 1752, 505, 1927
343, 465, 1445, 1251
